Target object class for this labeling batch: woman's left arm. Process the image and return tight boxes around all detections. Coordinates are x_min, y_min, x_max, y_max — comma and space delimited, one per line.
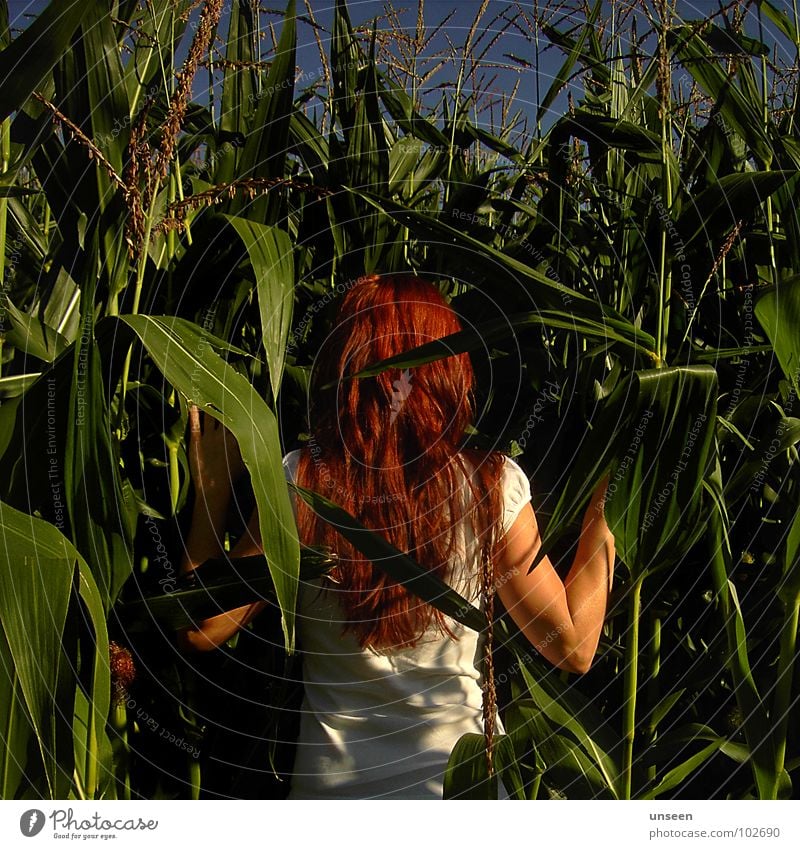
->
177, 406, 268, 652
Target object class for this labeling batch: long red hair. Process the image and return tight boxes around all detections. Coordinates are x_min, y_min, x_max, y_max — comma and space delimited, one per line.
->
293, 273, 506, 651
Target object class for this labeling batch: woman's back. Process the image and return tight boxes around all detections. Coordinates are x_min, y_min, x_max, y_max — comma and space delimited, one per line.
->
282, 447, 532, 799
177, 275, 614, 798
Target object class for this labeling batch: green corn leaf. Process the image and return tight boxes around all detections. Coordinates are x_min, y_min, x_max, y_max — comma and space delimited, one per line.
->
231, 0, 296, 223
493, 733, 525, 800
639, 722, 742, 768
122, 1, 194, 121
324, 309, 655, 390
76, 3, 129, 175
219, 215, 295, 403
705, 465, 787, 799
537, 366, 716, 575
549, 109, 665, 164
351, 26, 390, 272
73, 547, 114, 800
642, 741, 724, 800
0, 626, 30, 799
0, 501, 79, 797
112, 314, 300, 653
697, 21, 769, 56
602, 366, 718, 579
516, 663, 622, 798
668, 24, 773, 164
644, 688, 687, 733
503, 697, 613, 798
117, 550, 336, 632
754, 277, 800, 397
215, 0, 259, 186
443, 733, 497, 799
676, 171, 797, 248
757, 0, 800, 43
534, 366, 715, 576
342, 186, 654, 359
443, 733, 522, 800
537, 0, 602, 124
724, 416, 800, 501
288, 107, 329, 177
331, 0, 360, 134
64, 269, 134, 610
0, 297, 69, 362
0, 0, 91, 121
377, 70, 452, 151
783, 504, 800, 600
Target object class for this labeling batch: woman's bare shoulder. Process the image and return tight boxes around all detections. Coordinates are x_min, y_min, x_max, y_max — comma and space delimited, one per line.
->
282, 446, 306, 481
282, 446, 304, 462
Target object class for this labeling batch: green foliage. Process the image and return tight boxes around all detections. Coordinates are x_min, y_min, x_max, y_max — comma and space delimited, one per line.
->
116, 314, 301, 652
0, 499, 111, 799
0, 0, 798, 801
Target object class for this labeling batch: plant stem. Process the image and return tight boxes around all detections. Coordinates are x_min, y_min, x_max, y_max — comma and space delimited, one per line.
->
86, 695, 98, 799
117, 179, 161, 429
188, 754, 202, 800
167, 168, 176, 308
1, 668, 19, 797
168, 441, 180, 516
706, 483, 773, 799
646, 610, 661, 784
208, 8, 216, 130
770, 592, 799, 798
110, 701, 131, 800
72, 768, 87, 801
0, 114, 9, 381
760, 46, 778, 284
444, 67, 465, 208
790, 0, 800, 135
656, 0, 672, 368
622, 574, 644, 799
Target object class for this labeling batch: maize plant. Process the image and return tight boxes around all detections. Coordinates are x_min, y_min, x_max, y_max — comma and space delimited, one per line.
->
0, 0, 798, 800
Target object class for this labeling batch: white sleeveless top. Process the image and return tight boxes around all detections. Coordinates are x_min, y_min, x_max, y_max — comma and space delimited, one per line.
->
281, 449, 532, 799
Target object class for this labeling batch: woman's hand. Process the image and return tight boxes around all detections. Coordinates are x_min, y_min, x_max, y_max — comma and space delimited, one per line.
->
187, 404, 247, 498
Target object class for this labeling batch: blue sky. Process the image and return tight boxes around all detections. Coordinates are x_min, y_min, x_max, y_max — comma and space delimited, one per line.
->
5, 1, 800, 139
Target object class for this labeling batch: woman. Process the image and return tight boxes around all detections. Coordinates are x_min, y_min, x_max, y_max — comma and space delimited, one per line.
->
178, 273, 615, 799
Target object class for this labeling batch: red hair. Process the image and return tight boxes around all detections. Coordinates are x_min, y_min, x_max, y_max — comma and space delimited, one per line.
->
294, 273, 506, 651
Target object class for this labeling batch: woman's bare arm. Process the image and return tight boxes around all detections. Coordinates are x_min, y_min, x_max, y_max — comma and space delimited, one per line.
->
177, 504, 267, 652
176, 407, 268, 652
495, 479, 615, 674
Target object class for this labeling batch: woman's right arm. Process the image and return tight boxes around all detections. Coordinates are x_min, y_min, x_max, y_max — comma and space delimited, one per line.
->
494, 479, 614, 674
176, 406, 268, 653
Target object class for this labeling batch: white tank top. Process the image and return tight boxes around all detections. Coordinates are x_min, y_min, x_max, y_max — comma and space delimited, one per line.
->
281, 449, 532, 799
